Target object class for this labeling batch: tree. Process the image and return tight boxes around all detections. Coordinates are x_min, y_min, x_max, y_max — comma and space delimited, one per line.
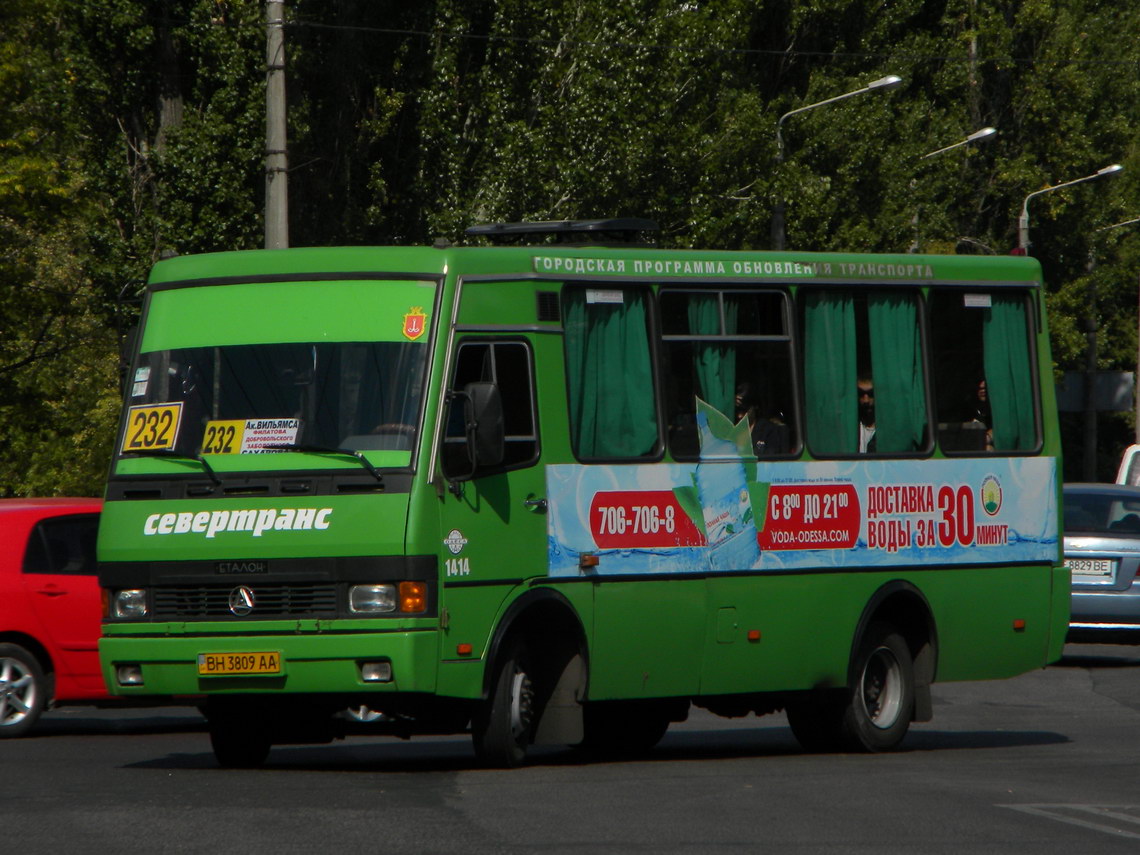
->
3, 0, 1140, 492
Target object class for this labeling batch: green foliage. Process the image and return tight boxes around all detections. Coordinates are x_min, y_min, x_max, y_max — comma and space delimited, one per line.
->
4, 0, 1140, 492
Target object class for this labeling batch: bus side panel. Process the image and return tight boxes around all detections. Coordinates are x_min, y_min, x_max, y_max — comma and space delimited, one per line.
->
917, 563, 1056, 681
699, 575, 852, 695
697, 563, 1058, 696
1047, 563, 1069, 662
587, 578, 705, 699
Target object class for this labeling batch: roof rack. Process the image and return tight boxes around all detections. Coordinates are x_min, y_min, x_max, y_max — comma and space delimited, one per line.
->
465, 218, 659, 246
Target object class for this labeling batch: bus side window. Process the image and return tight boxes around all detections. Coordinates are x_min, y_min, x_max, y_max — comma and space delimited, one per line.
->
930, 290, 1038, 454
660, 289, 797, 460
801, 288, 929, 456
563, 287, 659, 460
442, 340, 538, 477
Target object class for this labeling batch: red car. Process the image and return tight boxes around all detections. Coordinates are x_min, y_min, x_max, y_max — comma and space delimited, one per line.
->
1, 497, 104, 736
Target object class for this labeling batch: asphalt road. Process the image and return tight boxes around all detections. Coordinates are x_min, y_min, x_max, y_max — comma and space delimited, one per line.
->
3, 643, 1139, 854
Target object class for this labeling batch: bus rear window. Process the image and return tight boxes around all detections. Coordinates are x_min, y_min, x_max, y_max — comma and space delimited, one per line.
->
930, 290, 1038, 454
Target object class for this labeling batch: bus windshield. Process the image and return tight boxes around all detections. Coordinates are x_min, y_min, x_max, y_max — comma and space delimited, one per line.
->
123, 340, 428, 458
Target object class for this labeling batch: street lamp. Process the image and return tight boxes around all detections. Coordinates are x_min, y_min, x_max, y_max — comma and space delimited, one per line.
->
920, 126, 997, 160
771, 74, 903, 250
1017, 163, 1123, 253
910, 127, 998, 252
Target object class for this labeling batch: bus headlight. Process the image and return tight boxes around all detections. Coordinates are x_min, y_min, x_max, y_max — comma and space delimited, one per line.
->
349, 584, 397, 613
113, 589, 148, 619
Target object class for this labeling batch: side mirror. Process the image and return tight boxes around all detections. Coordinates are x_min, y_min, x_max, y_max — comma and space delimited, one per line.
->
464, 381, 504, 470
443, 381, 506, 492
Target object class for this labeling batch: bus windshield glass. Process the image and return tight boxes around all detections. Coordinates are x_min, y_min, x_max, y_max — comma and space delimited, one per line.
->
123, 340, 428, 459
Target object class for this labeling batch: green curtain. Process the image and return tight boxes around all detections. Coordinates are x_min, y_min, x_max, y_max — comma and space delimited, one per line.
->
687, 294, 736, 418
803, 290, 856, 454
983, 293, 1035, 450
868, 291, 927, 453
564, 289, 657, 458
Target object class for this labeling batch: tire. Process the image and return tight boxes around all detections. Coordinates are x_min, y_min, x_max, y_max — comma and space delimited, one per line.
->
472, 643, 536, 768
840, 623, 915, 752
786, 623, 915, 754
0, 643, 48, 738
785, 690, 846, 753
207, 705, 272, 768
579, 701, 671, 758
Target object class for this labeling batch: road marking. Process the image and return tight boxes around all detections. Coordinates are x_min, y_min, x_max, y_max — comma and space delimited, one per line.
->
1001, 804, 1140, 840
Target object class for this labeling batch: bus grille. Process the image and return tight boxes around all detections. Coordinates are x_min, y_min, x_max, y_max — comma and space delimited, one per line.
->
152, 584, 339, 619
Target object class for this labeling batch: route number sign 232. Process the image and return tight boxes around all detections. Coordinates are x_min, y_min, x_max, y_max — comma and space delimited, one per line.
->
122, 403, 183, 452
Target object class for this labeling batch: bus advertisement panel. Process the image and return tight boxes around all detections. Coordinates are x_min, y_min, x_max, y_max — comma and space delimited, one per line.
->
547, 456, 1057, 576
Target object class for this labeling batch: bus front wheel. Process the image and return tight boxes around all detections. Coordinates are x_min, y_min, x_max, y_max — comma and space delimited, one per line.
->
472, 642, 535, 768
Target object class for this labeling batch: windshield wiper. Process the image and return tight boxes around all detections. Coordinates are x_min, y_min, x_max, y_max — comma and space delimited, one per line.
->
265, 444, 385, 484
124, 448, 220, 486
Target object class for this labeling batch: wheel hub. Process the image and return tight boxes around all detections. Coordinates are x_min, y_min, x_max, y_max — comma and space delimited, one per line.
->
860, 646, 903, 729
508, 669, 535, 738
1, 660, 35, 725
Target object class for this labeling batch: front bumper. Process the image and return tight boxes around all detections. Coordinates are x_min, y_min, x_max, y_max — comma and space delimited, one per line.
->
99, 629, 441, 696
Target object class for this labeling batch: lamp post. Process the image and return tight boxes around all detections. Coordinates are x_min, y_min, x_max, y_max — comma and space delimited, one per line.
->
1017, 163, 1123, 254
771, 74, 902, 251
910, 127, 997, 252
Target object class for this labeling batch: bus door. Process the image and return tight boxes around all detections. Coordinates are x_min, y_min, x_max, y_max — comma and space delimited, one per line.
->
436, 337, 547, 666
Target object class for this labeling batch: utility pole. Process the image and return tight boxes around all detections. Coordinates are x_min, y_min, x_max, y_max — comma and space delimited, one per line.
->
265, 0, 288, 249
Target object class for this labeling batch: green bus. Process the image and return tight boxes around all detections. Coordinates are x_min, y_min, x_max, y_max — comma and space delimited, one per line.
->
97, 219, 1066, 767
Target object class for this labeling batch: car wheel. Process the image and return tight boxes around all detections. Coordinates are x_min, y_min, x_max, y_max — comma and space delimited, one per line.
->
0, 643, 48, 738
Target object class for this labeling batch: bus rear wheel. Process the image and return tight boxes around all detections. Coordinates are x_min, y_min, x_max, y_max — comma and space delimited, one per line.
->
787, 623, 914, 753
841, 623, 914, 752
578, 701, 671, 758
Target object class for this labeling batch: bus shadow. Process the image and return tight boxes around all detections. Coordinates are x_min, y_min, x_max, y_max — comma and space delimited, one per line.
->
33, 708, 206, 738
122, 723, 1068, 773
902, 729, 1069, 751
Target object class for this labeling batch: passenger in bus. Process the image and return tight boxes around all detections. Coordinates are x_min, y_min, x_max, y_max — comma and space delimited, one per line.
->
735, 383, 789, 457
734, 383, 756, 426
858, 376, 876, 453
962, 378, 991, 425
961, 378, 993, 451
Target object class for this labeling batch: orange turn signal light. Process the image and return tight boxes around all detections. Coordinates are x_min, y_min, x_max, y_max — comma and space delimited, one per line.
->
457, 643, 473, 656
579, 553, 600, 568
747, 629, 762, 642
1012, 619, 1026, 632
399, 581, 427, 613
